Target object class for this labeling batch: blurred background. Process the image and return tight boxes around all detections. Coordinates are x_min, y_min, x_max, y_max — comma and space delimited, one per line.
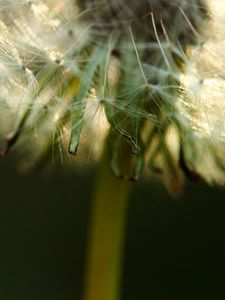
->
0, 155, 224, 300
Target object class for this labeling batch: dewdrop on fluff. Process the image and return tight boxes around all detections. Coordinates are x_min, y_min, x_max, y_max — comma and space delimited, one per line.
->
0, 0, 225, 192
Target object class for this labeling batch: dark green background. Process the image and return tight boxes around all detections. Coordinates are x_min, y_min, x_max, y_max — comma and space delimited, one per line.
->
0, 156, 224, 300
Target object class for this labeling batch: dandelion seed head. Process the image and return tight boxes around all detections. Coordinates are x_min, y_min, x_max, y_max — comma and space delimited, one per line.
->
0, 0, 225, 189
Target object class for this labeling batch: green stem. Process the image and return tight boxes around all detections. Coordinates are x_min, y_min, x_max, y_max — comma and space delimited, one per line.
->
83, 154, 131, 300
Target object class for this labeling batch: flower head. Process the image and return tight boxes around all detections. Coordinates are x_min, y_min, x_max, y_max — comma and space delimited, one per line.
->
0, 0, 225, 191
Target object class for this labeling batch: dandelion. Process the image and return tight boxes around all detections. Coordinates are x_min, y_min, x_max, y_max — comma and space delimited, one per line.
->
0, 1, 225, 300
